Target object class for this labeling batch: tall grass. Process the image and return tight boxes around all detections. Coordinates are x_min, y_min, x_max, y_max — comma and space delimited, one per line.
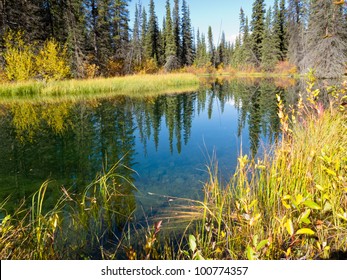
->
179, 77, 347, 260
0, 73, 199, 102
0, 181, 65, 259
0, 162, 138, 259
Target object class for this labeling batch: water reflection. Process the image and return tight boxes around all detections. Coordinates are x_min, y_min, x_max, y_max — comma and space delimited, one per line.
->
0, 78, 296, 213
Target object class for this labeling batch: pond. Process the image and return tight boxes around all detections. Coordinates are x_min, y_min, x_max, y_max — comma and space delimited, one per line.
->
0, 78, 297, 219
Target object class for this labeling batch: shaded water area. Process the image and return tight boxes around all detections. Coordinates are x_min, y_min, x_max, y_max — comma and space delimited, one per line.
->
0, 78, 298, 220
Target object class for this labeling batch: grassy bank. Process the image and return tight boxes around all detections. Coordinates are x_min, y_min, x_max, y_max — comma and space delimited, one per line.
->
0, 73, 200, 102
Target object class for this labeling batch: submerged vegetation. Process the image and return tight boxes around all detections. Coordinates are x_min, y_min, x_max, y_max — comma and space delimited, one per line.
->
1, 75, 346, 260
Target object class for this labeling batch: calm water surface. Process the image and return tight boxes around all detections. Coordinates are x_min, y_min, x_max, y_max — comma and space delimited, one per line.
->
0, 78, 296, 216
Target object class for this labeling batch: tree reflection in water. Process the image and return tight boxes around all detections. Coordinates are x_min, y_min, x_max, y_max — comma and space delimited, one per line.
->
0, 77, 296, 219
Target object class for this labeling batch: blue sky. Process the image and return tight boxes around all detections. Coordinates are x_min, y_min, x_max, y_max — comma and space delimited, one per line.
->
129, 0, 275, 44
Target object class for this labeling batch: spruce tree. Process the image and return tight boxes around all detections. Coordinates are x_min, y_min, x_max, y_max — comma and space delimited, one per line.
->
181, 0, 194, 66
305, 0, 347, 78
273, 0, 287, 61
278, 0, 287, 60
46, 0, 70, 42
261, 7, 279, 71
112, 0, 130, 64
250, 0, 265, 66
164, 0, 178, 71
0, 0, 48, 44
272, 0, 280, 56
141, 6, 147, 60
164, 0, 176, 58
207, 26, 215, 66
145, 0, 159, 62
65, 0, 87, 77
238, 8, 253, 69
157, 19, 165, 66
231, 36, 241, 68
97, 0, 113, 70
131, 1, 142, 68
194, 29, 209, 67
173, 0, 181, 65
216, 32, 227, 67
83, 0, 109, 68
239, 7, 246, 42
287, 0, 304, 69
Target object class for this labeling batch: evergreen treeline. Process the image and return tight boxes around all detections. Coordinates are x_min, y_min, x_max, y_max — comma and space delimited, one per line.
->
232, 0, 347, 78
0, 0, 195, 78
0, 0, 346, 80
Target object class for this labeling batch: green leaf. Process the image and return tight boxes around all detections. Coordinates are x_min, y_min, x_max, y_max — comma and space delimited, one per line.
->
299, 209, 311, 225
300, 218, 311, 225
189, 234, 197, 252
303, 200, 321, 210
1, 214, 11, 225
195, 251, 205, 260
246, 246, 256, 260
323, 201, 332, 212
181, 250, 190, 257
301, 209, 311, 219
295, 228, 315, 235
256, 239, 269, 251
253, 235, 259, 248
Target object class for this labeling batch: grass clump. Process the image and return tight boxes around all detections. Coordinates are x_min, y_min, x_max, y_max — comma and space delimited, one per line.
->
0, 162, 138, 260
180, 77, 347, 260
0, 73, 199, 102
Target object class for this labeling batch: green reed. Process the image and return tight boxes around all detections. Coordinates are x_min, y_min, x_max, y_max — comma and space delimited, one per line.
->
0, 161, 138, 259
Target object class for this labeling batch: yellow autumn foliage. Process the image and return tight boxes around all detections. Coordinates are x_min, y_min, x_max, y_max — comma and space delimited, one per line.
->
3, 31, 36, 81
36, 39, 71, 81
2, 31, 70, 82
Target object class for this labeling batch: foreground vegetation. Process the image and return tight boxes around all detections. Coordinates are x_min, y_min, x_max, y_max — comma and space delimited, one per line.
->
0, 73, 199, 102
0, 77, 346, 260
185, 80, 347, 260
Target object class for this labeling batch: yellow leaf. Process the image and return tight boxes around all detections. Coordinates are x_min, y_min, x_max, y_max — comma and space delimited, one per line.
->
295, 228, 315, 235
296, 194, 304, 205
282, 200, 291, 209
285, 219, 294, 236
